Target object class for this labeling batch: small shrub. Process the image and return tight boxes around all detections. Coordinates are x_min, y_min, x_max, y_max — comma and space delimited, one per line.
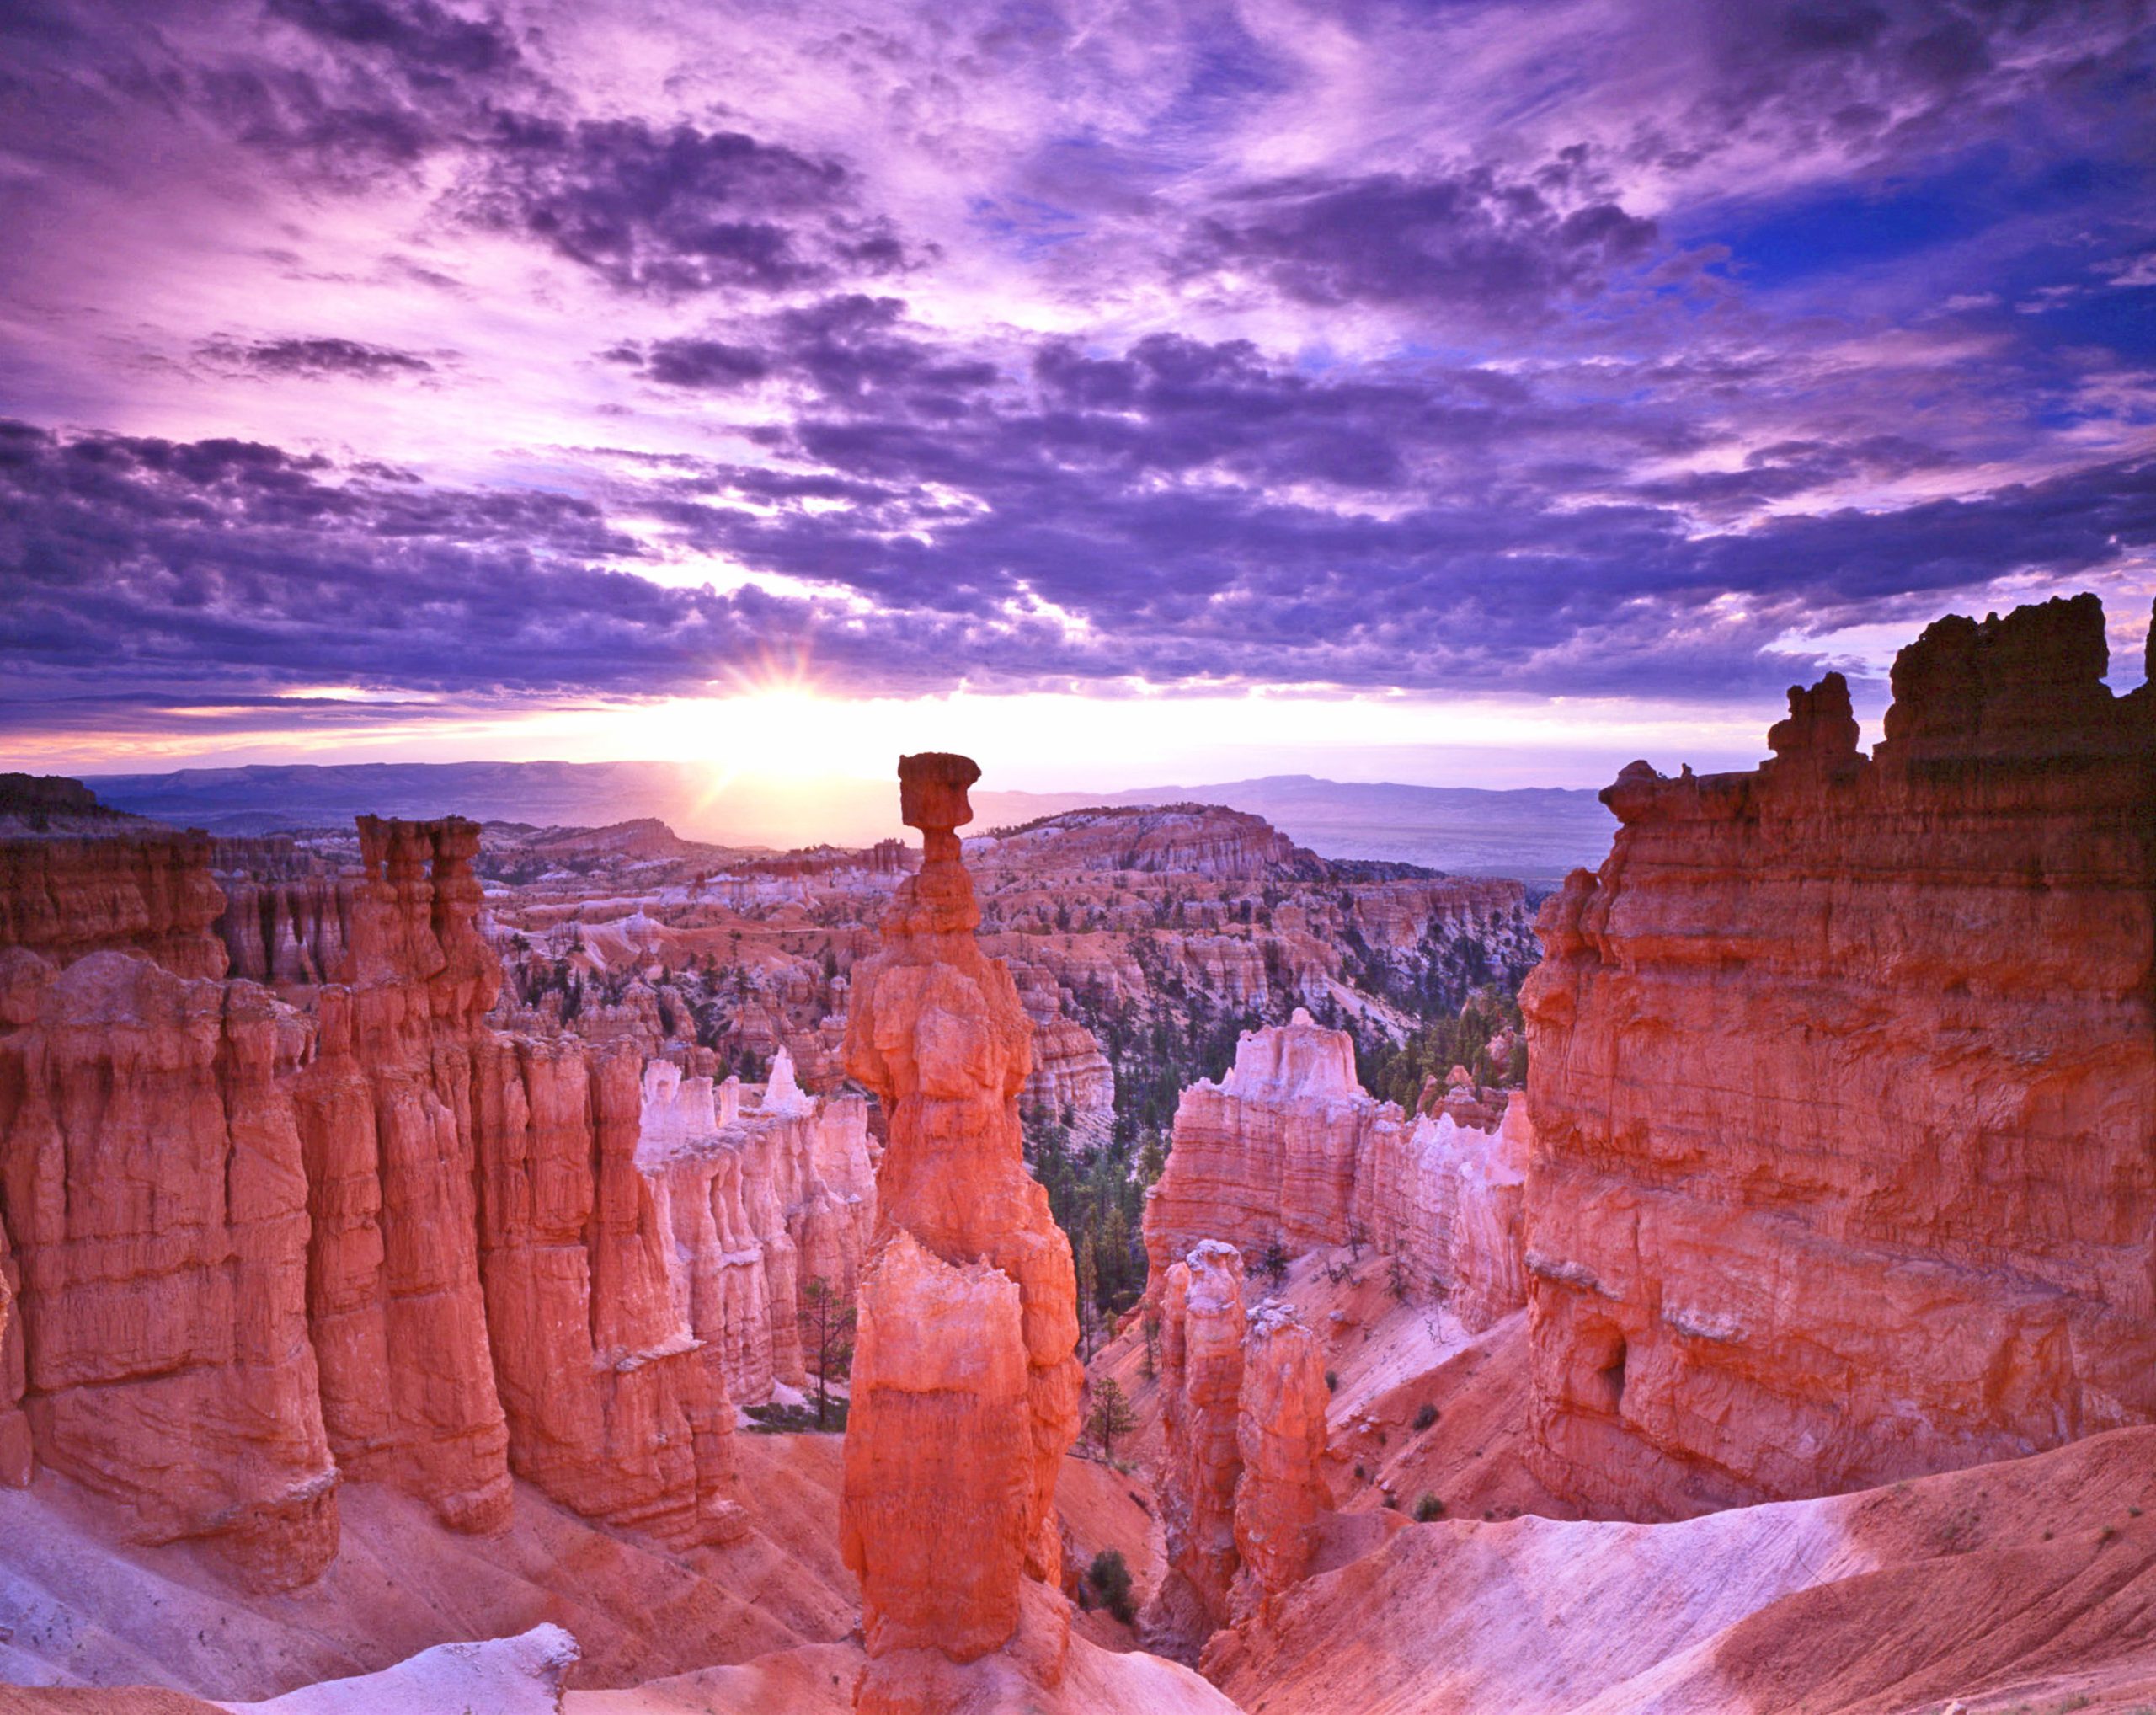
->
1088, 1548, 1135, 1624
1413, 1493, 1445, 1522
1412, 1402, 1439, 1432
1353, 1463, 1367, 1481
1325, 1370, 1340, 1393
1381, 1490, 1400, 1510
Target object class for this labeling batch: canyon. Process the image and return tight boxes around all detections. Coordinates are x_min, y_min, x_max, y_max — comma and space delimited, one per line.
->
0, 591, 2150, 1714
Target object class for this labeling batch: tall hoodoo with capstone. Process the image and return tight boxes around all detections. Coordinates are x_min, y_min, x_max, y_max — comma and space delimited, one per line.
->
840, 753, 1085, 1708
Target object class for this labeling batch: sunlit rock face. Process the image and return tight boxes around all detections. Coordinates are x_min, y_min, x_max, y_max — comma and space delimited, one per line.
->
1144, 1012, 1530, 1333
839, 751, 1086, 1712
0, 814, 778, 1582
1522, 594, 2156, 1518
290, 816, 512, 1535
1142, 1241, 1330, 1664
0, 948, 338, 1590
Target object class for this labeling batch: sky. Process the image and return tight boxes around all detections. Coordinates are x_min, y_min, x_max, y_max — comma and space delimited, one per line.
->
3, 0, 2153, 792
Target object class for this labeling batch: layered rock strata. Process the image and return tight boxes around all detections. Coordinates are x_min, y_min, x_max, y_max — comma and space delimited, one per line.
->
0, 814, 891, 1582
1144, 1242, 1249, 1654
839, 752, 1085, 1712
1143, 1241, 1330, 1660
636, 1050, 876, 1402
0, 829, 229, 979
1521, 594, 2156, 1518
0, 948, 338, 1587
1144, 1012, 1530, 1331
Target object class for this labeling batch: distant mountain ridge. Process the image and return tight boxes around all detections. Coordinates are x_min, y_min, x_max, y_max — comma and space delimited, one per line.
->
87, 759, 1618, 881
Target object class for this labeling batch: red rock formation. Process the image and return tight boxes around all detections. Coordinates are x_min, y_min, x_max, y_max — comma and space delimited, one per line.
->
1522, 594, 2156, 1518
839, 752, 1085, 1711
0, 949, 337, 1589
218, 873, 350, 987
1143, 1241, 1249, 1656
1143, 1240, 1331, 1661
637, 1055, 876, 1402
472, 1035, 745, 1547
0, 1082, 31, 1488
290, 818, 511, 1533
1356, 1096, 1532, 1333
1226, 1301, 1329, 1627
1145, 1012, 1529, 1333
0, 813, 786, 1579
0, 831, 228, 980
1008, 962, 1115, 1145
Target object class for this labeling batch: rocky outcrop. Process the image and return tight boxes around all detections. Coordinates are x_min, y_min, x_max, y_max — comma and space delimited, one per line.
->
288, 817, 510, 1534
1358, 1096, 1531, 1333
0, 813, 900, 1581
1143, 1240, 1330, 1661
1227, 1301, 1329, 1626
1008, 962, 1115, 1145
1521, 594, 2156, 1518
0, 830, 229, 979
218, 874, 351, 987
636, 1050, 876, 1402
472, 1036, 745, 1548
0, 1204, 24, 1486
1145, 1012, 1530, 1332
839, 752, 1085, 1712
973, 804, 1317, 880
0, 949, 338, 1589
1144, 1242, 1249, 1655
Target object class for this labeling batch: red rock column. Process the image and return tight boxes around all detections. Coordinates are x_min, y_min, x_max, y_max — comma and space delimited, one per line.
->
291, 819, 510, 1533
1229, 1301, 1329, 1622
1142, 1240, 1248, 1657
840, 753, 1084, 1711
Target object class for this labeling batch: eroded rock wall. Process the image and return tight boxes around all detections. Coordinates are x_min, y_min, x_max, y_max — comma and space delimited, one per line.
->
0, 949, 337, 1589
1144, 1012, 1530, 1332
1521, 595, 2156, 1517
0, 814, 894, 1580
1142, 1240, 1331, 1662
0, 831, 229, 980
638, 1052, 876, 1403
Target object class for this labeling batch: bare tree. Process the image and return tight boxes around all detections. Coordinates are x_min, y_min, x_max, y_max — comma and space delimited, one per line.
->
798, 1275, 857, 1431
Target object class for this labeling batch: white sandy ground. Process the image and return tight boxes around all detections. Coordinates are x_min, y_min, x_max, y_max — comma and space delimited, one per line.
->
218, 1625, 579, 1715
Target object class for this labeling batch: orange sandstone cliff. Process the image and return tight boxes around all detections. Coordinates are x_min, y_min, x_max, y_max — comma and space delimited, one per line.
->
0, 812, 890, 1587
1521, 593, 2156, 1517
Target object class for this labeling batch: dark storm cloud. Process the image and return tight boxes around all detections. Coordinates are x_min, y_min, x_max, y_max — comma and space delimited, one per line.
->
469, 117, 915, 297
199, 335, 437, 378
264, 0, 525, 90
618, 297, 1000, 414
1183, 167, 1660, 321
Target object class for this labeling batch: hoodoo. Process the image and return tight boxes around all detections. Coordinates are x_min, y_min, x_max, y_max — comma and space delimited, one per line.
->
839, 752, 1086, 1709
839, 754, 1240, 1715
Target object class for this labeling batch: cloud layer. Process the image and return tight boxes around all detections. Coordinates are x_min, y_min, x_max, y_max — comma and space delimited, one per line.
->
1, 0, 2152, 756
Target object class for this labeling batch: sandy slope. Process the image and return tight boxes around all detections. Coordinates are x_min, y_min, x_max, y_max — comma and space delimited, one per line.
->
0, 1435, 856, 1697
1213, 1425, 2156, 1715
